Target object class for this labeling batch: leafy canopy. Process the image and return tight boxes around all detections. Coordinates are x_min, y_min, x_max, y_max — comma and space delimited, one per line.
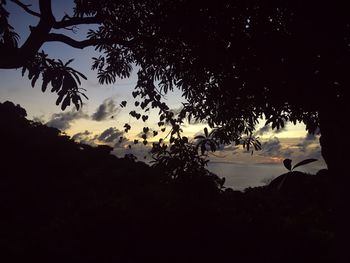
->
0, 0, 347, 160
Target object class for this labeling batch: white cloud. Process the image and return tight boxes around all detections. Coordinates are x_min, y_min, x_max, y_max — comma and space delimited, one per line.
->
46, 109, 89, 130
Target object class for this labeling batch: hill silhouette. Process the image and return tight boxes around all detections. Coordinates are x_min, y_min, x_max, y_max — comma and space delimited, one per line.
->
0, 101, 334, 262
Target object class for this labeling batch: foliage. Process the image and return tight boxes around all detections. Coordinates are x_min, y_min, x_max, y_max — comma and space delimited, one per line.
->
277, 158, 318, 191
22, 51, 88, 110
283, 158, 318, 172
0, 0, 348, 174
150, 135, 225, 191
0, 101, 334, 262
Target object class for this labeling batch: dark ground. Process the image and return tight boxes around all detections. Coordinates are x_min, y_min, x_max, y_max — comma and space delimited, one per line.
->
0, 101, 334, 262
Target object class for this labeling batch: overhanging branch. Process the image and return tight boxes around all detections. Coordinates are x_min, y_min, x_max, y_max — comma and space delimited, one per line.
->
10, 0, 41, 18
46, 33, 135, 49
53, 16, 102, 29
46, 33, 100, 49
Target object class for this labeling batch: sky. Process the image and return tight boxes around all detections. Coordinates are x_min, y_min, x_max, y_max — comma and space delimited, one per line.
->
0, 1, 327, 182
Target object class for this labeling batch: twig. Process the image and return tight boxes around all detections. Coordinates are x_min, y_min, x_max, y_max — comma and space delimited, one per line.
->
10, 0, 41, 17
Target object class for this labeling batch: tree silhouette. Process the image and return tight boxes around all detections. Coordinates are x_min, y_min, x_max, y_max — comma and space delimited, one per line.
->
0, 1, 347, 176
0, 100, 335, 262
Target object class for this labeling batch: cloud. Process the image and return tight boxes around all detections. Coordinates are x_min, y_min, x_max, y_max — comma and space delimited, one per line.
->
257, 135, 324, 168
72, 130, 97, 145
304, 147, 322, 160
296, 131, 320, 152
255, 124, 286, 136
112, 142, 153, 162
255, 125, 270, 136
46, 109, 88, 130
259, 136, 292, 158
92, 98, 120, 121
261, 137, 281, 155
97, 127, 124, 144
170, 107, 183, 116
71, 127, 126, 147
31, 115, 45, 123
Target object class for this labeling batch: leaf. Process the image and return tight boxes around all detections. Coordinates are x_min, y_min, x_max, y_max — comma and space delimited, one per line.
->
132, 91, 139, 98
204, 127, 209, 137
64, 58, 74, 66
61, 95, 70, 111
56, 94, 64, 106
210, 142, 216, 152
72, 69, 87, 80
71, 71, 82, 85
31, 73, 39, 88
201, 144, 206, 155
21, 67, 26, 76
51, 76, 63, 92
283, 158, 292, 171
292, 159, 318, 170
120, 101, 127, 108
41, 81, 49, 92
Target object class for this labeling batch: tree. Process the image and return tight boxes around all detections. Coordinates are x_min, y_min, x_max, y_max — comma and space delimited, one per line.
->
0, 0, 347, 178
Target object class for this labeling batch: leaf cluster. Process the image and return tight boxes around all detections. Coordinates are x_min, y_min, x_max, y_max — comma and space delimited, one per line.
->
22, 51, 88, 110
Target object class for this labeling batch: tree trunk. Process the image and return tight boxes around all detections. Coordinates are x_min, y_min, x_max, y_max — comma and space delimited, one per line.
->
319, 111, 345, 176
319, 101, 348, 262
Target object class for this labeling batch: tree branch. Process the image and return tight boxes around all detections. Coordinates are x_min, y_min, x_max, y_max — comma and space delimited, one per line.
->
46, 33, 134, 49
46, 33, 99, 49
10, 0, 41, 18
53, 16, 102, 29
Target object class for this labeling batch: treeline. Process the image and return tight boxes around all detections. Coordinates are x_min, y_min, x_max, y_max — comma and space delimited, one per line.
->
0, 101, 334, 262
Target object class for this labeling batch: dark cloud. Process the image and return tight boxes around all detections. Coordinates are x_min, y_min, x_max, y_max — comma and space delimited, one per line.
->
255, 125, 270, 136
46, 109, 88, 130
274, 125, 287, 134
296, 132, 319, 152
72, 130, 97, 145
223, 144, 240, 155
71, 127, 126, 147
136, 127, 159, 139
258, 134, 323, 165
261, 137, 281, 155
260, 137, 292, 158
92, 98, 120, 121
255, 124, 286, 136
112, 143, 153, 162
97, 127, 124, 143
305, 147, 322, 160
32, 115, 45, 123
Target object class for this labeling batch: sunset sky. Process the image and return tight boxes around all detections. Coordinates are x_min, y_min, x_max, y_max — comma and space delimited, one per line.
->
0, 1, 326, 181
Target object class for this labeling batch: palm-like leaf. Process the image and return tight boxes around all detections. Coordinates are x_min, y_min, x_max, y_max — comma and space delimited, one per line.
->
283, 158, 292, 171
292, 158, 317, 170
